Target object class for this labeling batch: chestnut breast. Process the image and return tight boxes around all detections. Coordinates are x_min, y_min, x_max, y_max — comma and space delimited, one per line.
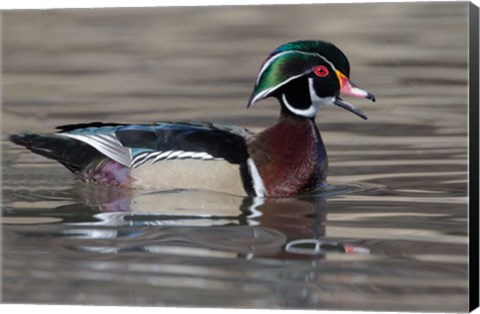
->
247, 115, 328, 196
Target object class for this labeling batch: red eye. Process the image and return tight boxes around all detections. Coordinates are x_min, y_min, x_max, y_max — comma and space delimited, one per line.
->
314, 65, 329, 77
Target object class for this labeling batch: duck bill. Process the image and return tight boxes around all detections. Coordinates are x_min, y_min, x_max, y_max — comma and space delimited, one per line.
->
335, 71, 375, 120
334, 97, 368, 120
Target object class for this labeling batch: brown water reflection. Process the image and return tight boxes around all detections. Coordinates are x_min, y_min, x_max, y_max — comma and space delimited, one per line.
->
1, 2, 469, 312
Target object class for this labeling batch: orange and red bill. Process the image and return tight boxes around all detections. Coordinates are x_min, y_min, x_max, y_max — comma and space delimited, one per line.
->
335, 70, 375, 120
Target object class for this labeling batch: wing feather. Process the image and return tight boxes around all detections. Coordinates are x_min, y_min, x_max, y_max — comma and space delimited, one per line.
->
57, 131, 132, 167
56, 121, 252, 170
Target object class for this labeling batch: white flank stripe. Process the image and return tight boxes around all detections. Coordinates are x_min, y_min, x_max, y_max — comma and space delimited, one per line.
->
148, 151, 163, 159
166, 150, 183, 160
192, 152, 214, 159
177, 151, 195, 159
153, 150, 174, 162
132, 158, 150, 169
132, 152, 149, 164
131, 152, 151, 167
132, 150, 221, 168
134, 151, 166, 168
247, 158, 266, 197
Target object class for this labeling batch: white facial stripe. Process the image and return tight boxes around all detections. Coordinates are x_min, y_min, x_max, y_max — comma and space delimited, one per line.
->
256, 50, 294, 85
252, 50, 342, 107
247, 158, 266, 197
251, 72, 306, 106
256, 50, 339, 85
311, 52, 338, 73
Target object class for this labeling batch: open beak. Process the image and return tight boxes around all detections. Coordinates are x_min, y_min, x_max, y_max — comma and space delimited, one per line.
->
335, 71, 375, 120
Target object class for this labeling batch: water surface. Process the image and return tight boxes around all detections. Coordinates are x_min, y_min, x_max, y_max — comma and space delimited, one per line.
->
1, 3, 469, 311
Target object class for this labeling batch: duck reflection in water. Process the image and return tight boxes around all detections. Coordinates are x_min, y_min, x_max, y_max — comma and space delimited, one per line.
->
47, 185, 370, 260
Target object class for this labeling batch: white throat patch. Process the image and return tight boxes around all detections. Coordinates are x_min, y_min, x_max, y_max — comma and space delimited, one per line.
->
282, 77, 335, 118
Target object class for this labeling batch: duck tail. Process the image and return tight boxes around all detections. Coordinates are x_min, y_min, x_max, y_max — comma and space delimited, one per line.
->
10, 133, 104, 174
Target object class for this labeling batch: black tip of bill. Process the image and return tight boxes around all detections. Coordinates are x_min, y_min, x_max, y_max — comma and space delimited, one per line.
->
366, 92, 376, 102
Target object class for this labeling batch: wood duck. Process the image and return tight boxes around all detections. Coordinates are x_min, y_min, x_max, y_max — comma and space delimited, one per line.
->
10, 40, 375, 197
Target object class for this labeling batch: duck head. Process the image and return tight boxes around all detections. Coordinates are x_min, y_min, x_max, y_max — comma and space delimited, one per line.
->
247, 40, 375, 119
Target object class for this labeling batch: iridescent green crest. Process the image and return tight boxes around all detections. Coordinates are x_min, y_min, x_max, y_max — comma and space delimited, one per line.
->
247, 40, 350, 107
